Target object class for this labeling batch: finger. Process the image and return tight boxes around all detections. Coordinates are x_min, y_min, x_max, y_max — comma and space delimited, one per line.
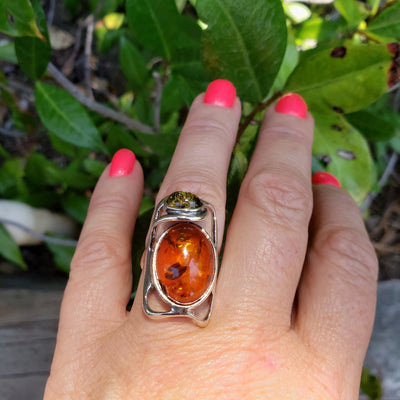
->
61, 149, 143, 329
215, 94, 314, 329
156, 79, 241, 247
129, 80, 240, 324
295, 179, 377, 379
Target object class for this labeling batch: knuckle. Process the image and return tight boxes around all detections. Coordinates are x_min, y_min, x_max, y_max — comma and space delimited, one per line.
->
185, 117, 234, 143
72, 233, 130, 272
243, 170, 312, 226
88, 192, 132, 217
317, 227, 378, 286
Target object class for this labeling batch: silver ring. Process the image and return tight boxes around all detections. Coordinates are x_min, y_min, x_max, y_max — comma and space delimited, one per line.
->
143, 191, 217, 327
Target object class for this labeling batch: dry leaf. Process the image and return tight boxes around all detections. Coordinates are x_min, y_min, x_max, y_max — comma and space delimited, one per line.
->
49, 26, 75, 50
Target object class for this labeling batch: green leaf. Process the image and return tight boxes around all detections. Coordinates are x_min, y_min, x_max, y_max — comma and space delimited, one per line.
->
345, 110, 397, 142
0, 224, 27, 269
226, 145, 249, 225
25, 153, 96, 190
368, 2, 400, 40
0, 41, 17, 63
35, 82, 108, 153
0, 0, 43, 37
14, 0, 50, 80
119, 37, 149, 92
83, 158, 106, 177
269, 29, 299, 94
0, 158, 27, 199
15, 36, 51, 80
285, 43, 397, 114
61, 193, 89, 224
134, 131, 179, 156
126, 0, 183, 59
334, 0, 369, 27
313, 112, 374, 204
46, 241, 75, 274
197, 0, 287, 103
360, 368, 382, 399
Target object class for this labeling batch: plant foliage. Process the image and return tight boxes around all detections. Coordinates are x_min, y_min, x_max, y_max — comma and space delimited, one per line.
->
0, 0, 400, 280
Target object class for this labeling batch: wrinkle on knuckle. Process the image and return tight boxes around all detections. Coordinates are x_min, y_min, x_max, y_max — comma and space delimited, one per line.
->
243, 170, 312, 226
316, 227, 378, 287
88, 193, 132, 216
72, 234, 130, 271
185, 117, 234, 143
263, 125, 312, 144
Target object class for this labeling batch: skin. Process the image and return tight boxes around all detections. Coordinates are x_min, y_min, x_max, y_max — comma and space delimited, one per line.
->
44, 93, 378, 400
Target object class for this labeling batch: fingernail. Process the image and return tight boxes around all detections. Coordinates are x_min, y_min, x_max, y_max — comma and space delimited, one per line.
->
275, 93, 308, 119
203, 79, 236, 108
109, 149, 136, 177
312, 171, 341, 187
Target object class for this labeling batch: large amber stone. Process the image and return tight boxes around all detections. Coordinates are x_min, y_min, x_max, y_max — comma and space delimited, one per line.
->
156, 222, 214, 304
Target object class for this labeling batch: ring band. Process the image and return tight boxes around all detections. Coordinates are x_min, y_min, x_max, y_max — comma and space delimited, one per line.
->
143, 191, 217, 327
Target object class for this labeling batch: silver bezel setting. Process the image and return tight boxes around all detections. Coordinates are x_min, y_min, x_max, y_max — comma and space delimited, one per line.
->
142, 193, 217, 327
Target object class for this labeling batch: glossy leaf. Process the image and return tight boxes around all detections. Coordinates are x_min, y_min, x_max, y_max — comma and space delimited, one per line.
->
345, 110, 397, 142
333, 0, 369, 27
367, 1, 400, 40
46, 241, 75, 273
0, 41, 17, 64
126, 0, 185, 59
285, 43, 397, 114
25, 153, 96, 190
0, 0, 43, 37
61, 193, 90, 224
360, 368, 382, 400
119, 37, 149, 92
313, 112, 374, 203
35, 82, 108, 153
0, 224, 27, 269
14, 0, 50, 80
197, 0, 287, 102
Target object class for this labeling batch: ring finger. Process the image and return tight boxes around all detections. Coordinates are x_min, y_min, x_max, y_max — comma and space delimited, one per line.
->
130, 79, 241, 322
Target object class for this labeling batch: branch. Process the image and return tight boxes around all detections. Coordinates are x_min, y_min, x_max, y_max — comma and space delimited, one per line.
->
46, 63, 155, 134
153, 71, 163, 133
236, 91, 282, 143
360, 151, 399, 213
0, 218, 78, 247
84, 15, 95, 99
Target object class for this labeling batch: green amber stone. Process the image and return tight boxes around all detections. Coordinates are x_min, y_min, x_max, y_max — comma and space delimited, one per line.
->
166, 191, 202, 210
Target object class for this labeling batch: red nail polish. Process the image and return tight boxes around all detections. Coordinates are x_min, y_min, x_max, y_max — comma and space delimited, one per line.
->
203, 79, 236, 108
312, 171, 341, 187
275, 93, 308, 119
109, 149, 136, 177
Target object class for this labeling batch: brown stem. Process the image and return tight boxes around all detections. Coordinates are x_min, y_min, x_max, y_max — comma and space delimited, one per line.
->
47, 63, 155, 134
236, 91, 282, 143
355, 30, 381, 44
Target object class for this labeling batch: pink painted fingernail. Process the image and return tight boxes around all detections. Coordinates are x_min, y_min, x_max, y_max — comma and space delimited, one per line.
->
109, 149, 136, 177
203, 79, 236, 108
275, 93, 308, 119
312, 171, 341, 187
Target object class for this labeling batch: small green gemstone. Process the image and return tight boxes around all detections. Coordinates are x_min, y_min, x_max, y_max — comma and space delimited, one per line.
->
166, 191, 202, 209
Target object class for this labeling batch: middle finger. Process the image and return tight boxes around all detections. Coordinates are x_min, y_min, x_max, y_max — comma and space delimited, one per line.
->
216, 94, 314, 329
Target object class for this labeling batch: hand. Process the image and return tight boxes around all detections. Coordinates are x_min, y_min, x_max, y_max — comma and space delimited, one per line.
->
44, 80, 377, 399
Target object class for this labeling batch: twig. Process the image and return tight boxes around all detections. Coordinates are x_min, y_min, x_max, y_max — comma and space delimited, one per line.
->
46, 63, 155, 134
0, 218, 78, 246
62, 22, 84, 76
84, 15, 95, 99
47, 0, 56, 28
236, 91, 282, 143
360, 151, 399, 213
0, 127, 25, 138
152, 72, 163, 133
